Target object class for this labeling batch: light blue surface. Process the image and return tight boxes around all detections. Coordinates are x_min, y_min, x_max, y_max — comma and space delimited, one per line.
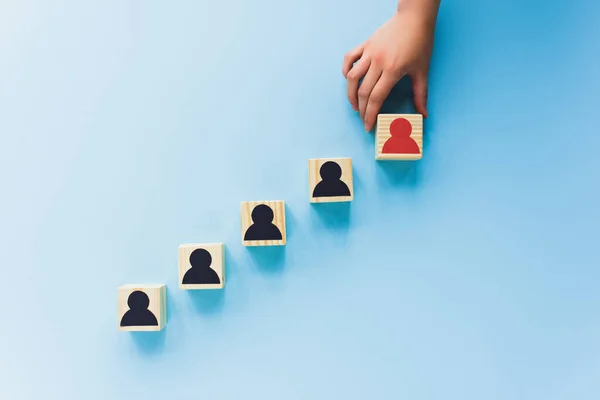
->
1, 0, 599, 398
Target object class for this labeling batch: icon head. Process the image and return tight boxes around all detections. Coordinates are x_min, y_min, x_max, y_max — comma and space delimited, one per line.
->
190, 248, 212, 268
251, 204, 274, 224
390, 118, 412, 137
127, 290, 150, 311
320, 161, 342, 181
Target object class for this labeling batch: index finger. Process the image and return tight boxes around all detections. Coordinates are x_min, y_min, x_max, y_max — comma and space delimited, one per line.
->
364, 72, 399, 132
342, 44, 365, 78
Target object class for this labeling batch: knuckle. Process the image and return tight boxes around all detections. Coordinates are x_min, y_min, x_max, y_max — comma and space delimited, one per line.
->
347, 69, 359, 81
372, 49, 386, 65
369, 93, 384, 106
390, 61, 407, 74
389, 66, 403, 76
357, 87, 369, 100
344, 52, 359, 65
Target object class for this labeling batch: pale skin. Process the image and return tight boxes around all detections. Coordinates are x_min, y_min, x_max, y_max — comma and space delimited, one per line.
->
342, 0, 441, 131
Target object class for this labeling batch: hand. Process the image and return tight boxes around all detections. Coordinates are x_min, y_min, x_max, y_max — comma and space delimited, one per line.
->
342, 2, 438, 131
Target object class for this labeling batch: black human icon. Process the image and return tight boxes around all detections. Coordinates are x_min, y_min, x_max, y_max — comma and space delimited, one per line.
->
312, 161, 351, 198
244, 204, 283, 241
182, 248, 221, 285
120, 290, 158, 327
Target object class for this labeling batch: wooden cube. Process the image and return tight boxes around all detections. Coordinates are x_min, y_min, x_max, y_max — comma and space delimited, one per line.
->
241, 200, 286, 246
118, 284, 166, 332
308, 158, 354, 203
375, 114, 423, 160
178, 243, 225, 290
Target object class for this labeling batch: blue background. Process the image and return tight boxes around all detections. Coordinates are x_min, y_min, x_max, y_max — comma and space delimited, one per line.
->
1, 0, 599, 399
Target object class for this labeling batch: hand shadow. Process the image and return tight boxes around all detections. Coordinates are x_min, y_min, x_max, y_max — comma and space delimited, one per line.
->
378, 76, 417, 116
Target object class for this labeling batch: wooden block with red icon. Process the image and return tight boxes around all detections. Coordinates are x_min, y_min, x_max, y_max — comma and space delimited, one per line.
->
375, 114, 423, 160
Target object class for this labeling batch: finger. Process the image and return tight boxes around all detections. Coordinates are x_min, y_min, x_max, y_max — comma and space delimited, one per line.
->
364, 73, 397, 132
411, 72, 429, 118
357, 66, 382, 129
342, 44, 365, 78
346, 57, 370, 111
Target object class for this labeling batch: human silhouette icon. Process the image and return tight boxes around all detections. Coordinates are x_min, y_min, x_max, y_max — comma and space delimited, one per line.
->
120, 290, 158, 327
244, 204, 283, 241
182, 248, 220, 285
312, 161, 351, 198
382, 117, 420, 154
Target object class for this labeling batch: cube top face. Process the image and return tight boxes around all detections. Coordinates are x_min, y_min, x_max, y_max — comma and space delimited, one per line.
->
118, 284, 166, 332
178, 243, 225, 290
119, 283, 164, 290
308, 158, 353, 203
376, 114, 423, 160
241, 200, 286, 246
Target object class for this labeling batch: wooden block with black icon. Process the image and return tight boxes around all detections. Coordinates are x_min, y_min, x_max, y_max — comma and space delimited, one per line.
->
179, 243, 225, 289
241, 200, 286, 246
118, 284, 166, 332
308, 157, 353, 203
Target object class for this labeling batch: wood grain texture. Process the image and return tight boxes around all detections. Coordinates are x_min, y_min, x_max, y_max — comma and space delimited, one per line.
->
241, 200, 286, 246
308, 158, 354, 203
375, 114, 423, 160
178, 243, 225, 290
117, 284, 166, 332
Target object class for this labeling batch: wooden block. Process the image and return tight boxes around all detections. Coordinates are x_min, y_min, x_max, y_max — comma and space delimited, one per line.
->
308, 158, 354, 203
375, 114, 423, 160
118, 284, 166, 332
178, 243, 225, 290
241, 200, 286, 246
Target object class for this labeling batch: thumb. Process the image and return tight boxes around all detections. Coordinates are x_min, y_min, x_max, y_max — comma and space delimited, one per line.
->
411, 73, 429, 118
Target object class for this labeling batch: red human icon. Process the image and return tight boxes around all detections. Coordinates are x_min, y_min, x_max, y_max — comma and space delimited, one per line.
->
382, 117, 420, 154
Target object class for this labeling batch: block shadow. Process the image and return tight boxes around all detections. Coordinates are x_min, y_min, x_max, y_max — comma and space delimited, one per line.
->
187, 288, 226, 316
285, 204, 296, 241
223, 245, 238, 284
247, 246, 286, 276
351, 167, 364, 199
310, 201, 351, 233
130, 328, 167, 356
375, 160, 423, 189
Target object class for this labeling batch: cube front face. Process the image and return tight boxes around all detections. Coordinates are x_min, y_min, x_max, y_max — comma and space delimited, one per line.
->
178, 243, 225, 290
376, 114, 423, 160
118, 284, 166, 332
241, 200, 286, 246
308, 158, 354, 203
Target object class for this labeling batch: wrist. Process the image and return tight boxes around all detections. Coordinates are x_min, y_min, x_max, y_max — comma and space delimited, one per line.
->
397, 0, 440, 27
